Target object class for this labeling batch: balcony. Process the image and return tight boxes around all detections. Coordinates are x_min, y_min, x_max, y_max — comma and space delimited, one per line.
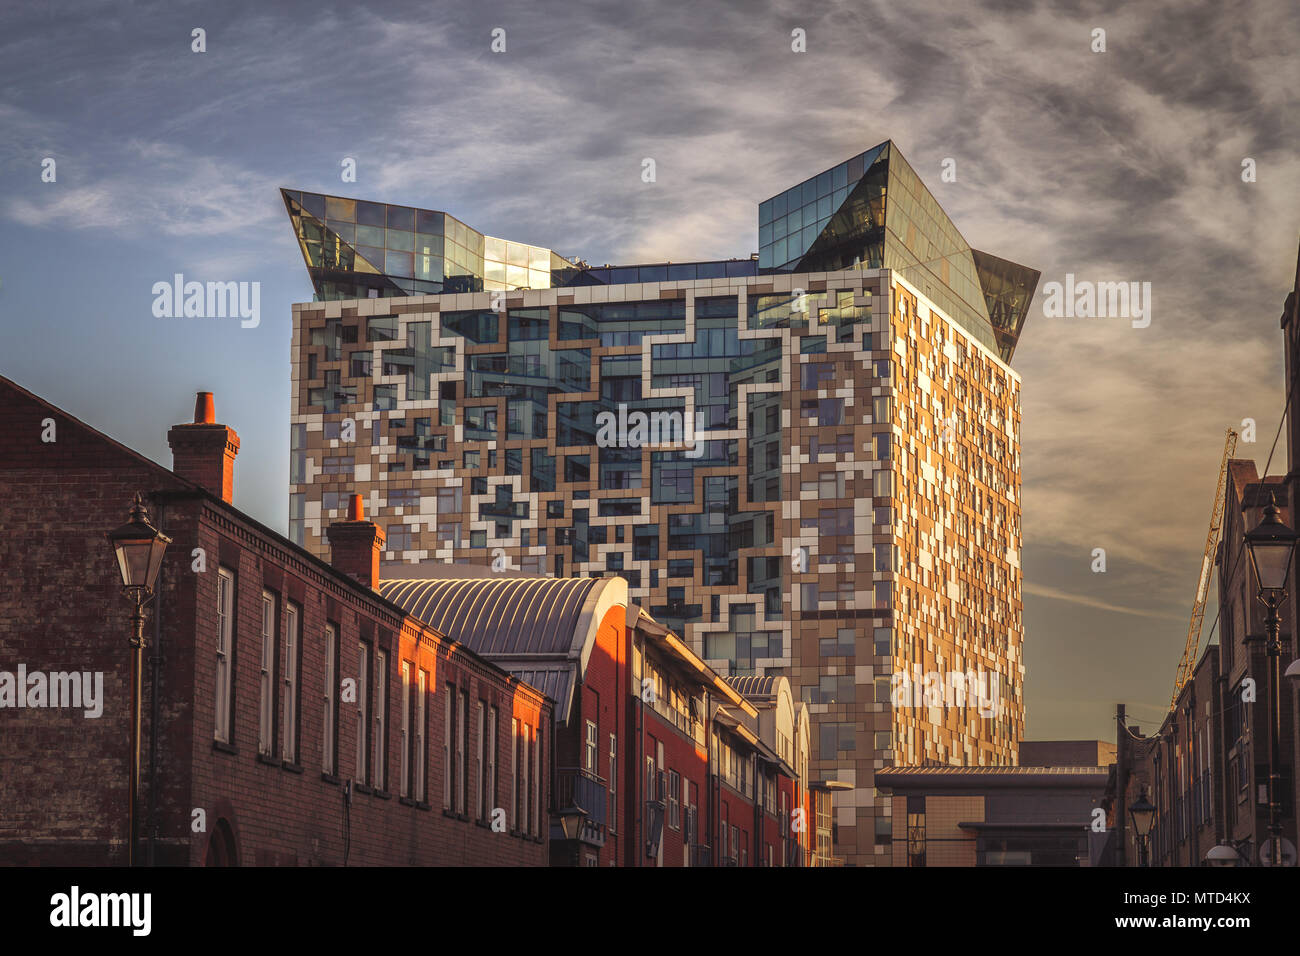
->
554, 767, 607, 847
690, 844, 712, 867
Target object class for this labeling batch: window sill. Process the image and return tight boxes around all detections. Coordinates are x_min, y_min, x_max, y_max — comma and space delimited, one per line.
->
373, 789, 392, 800
257, 752, 281, 767
415, 801, 431, 811
355, 784, 373, 796
321, 772, 341, 786
399, 796, 416, 807
281, 761, 303, 774
213, 740, 238, 756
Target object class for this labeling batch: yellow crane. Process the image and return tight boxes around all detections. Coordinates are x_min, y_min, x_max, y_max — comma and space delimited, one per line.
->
1172, 428, 1238, 710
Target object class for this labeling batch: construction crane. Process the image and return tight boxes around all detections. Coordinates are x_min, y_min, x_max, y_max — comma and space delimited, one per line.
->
1171, 428, 1238, 710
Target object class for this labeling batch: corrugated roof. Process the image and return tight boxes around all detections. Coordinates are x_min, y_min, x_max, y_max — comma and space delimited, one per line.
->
502, 664, 575, 719
379, 577, 601, 657
380, 576, 626, 726
726, 675, 779, 699
880, 765, 1106, 775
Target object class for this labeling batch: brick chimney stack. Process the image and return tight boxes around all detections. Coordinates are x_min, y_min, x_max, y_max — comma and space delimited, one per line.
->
328, 494, 385, 589
168, 392, 240, 503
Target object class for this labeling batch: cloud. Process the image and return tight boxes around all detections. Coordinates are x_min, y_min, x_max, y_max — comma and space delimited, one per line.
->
1024, 581, 1186, 621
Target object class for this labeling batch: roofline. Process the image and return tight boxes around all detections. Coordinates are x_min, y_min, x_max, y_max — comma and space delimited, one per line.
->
0, 373, 555, 705
875, 768, 1110, 790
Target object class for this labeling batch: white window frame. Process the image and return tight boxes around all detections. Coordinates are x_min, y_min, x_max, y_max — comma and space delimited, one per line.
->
282, 602, 299, 762
585, 719, 597, 772
486, 705, 497, 820
511, 717, 520, 828
400, 662, 411, 797
374, 649, 387, 791
521, 723, 531, 835
322, 623, 337, 774
477, 700, 487, 821
259, 590, 276, 755
215, 568, 235, 743
443, 686, 453, 810
532, 722, 541, 837
668, 769, 680, 830
608, 733, 618, 835
356, 643, 369, 784
456, 690, 467, 814
415, 670, 427, 802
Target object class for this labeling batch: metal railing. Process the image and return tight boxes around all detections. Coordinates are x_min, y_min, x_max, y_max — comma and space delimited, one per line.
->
554, 766, 608, 832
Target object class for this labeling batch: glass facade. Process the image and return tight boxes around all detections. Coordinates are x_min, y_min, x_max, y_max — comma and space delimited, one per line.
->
283, 189, 565, 300
286, 139, 1038, 358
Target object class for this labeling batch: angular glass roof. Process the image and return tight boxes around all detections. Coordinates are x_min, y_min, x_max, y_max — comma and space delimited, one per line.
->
282, 189, 566, 301
756, 141, 1039, 359
283, 146, 1038, 360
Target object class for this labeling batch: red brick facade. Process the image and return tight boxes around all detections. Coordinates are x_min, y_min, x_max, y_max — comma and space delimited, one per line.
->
0, 377, 549, 866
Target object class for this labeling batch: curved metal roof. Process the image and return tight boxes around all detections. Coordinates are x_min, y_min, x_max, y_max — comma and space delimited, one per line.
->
725, 675, 779, 699
380, 577, 603, 656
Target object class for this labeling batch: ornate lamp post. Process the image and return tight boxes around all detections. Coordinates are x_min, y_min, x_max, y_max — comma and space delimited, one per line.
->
1243, 492, 1297, 868
106, 493, 171, 866
1128, 788, 1157, 867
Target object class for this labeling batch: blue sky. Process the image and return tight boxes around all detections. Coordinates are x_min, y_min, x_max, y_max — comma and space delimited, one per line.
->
2, 0, 1298, 740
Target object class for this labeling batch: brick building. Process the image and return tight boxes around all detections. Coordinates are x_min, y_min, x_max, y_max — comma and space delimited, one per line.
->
380, 578, 821, 865
0, 377, 551, 866
1107, 245, 1300, 868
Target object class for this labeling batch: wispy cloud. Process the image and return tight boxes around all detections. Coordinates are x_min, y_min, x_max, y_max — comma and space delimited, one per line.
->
1024, 582, 1186, 621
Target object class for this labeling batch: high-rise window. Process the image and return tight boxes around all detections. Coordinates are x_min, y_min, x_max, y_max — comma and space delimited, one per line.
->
215, 568, 235, 743
323, 623, 338, 774
282, 602, 300, 762
259, 590, 277, 756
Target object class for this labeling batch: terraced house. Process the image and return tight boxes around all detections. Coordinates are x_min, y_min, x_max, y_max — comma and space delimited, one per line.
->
283, 140, 1039, 864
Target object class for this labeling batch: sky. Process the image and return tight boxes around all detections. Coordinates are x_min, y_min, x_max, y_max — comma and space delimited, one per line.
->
2, 0, 1297, 743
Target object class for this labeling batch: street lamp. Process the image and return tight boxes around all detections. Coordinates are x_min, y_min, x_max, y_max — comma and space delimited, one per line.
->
1243, 492, 1298, 868
557, 805, 586, 842
106, 493, 171, 867
1206, 841, 1247, 867
1128, 788, 1157, 867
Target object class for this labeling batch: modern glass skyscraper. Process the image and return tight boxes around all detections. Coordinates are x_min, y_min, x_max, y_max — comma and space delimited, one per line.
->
285, 140, 1038, 865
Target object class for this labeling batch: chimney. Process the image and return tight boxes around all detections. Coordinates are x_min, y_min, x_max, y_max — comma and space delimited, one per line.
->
168, 392, 240, 503
328, 494, 385, 589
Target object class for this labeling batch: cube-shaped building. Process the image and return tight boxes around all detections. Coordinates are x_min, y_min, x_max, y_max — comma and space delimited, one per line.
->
283, 140, 1038, 865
